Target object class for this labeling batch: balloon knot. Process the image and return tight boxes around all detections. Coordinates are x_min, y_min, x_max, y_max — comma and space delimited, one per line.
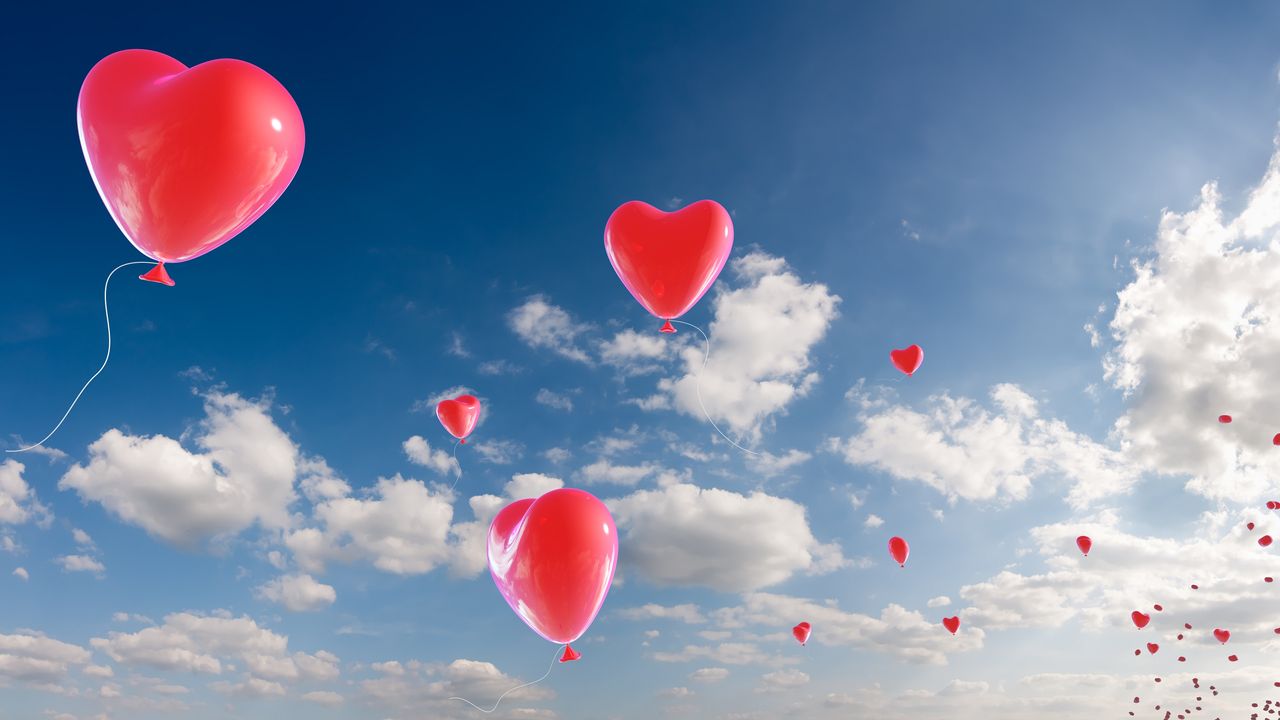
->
559, 644, 581, 663
460, 439, 466, 445
659, 320, 676, 334
139, 262, 175, 286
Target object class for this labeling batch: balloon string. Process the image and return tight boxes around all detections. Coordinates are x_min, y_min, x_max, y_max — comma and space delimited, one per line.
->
7, 261, 154, 454
448, 644, 561, 714
669, 320, 760, 456
449, 438, 463, 490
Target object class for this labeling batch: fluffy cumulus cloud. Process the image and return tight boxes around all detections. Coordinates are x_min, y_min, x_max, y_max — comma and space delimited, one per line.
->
1103, 144, 1280, 501
653, 252, 840, 442
827, 383, 1139, 507
956, 508, 1280, 639
617, 603, 707, 624
403, 435, 460, 477
0, 631, 91, 684
91, 611, 338, 687
59, 392, 298, 546
608, 482, 845, 592
508, 295, 591, 363
255, 573, 337, 612
0, 460, 50, 526
359, 656, 554, 719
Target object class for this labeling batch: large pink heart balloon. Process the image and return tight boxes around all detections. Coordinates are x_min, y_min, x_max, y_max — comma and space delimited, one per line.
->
487, 488, 618, 646
78, 49, 305, 283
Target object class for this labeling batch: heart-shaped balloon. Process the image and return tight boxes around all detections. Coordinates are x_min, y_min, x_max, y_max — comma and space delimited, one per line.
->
792, 621, 812, 646
1131, 611, 1150, 629
942, 616, 960, 635
1076, 535, 1092, 557
888, 536, 910, 567
487, 488, 618, 646
604, 200, 734, 333
78, 49, 305, 282
1146, 642, 1159, 654
1214, 628, 1230, 644
436, 394, 481, 442
890, 345, 924, 376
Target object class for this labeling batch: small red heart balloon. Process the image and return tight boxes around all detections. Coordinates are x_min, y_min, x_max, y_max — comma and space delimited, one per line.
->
1228, 654, 1238, 662
792, 621, 812, 646
78, 50, 305, 278
942, 616, 960, 635
603, 200, 734, 333
436, 394, 481, 441
1248, 522, 1256, 530
1272, 434, 1280, 446
1132, 611, 1150, 629
1076, 535, 1092, 556
1260, 535, 1274, 548
888, 536, 910, 567
1147, 642, 1159, 654
1213, 628, 1230, 644
890, 345, 925, 376
487, 488, 617, 645
1219, 414, 1232, 424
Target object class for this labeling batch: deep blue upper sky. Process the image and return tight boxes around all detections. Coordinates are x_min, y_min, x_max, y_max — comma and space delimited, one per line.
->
5, 3, 1280, 719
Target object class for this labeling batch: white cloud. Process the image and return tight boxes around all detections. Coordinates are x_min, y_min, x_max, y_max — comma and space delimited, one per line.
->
287, 475, 455, 576
12, 567, 28, 581
757, 669, 809, 693
828, 384, 1139, 507
578, 459, 660, 486
534, 388, 574, 411
302, 690, 344, 706
360, 657, 554, 718
447, 331, 470, 358
476, 359, 522, 376
617, 604, 707, 624
0, 631, 91, 684
864, 514, 884, 529
508, 295, 591, 363
927, 596, 951, 608
542, 447, 571, 464
655, 252, 840, 441
659, 686, 694, 698
608, 483, 845, 592
652, 642, 783, 666
403, 435, 460, 477
600, 328, 678, 375
59, 392, 297, 546
747, 449, 812, 477
55, 555, 104, 576
255, 574, 337, 612
71, 529, 94, 548
297, 457, 351, 502
689, 667, 729, 683
0, 460, 50, 526
83, 664, 113, 679
1103, 141, 1280, 501
471, 439, 524, 465
502, 473, 564, 500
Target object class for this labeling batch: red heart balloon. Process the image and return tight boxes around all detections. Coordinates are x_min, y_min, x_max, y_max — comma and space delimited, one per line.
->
792, 621, 812, 646
1261, 535, 1274, 548
1131, 611, 1150, 629
487, 488, 617, 645
1147, 642, 1159, 654
1076, 535, 1092, 557
78, 50, 304, 279
888, 536, 910, 567
604, 200, 734, 333
942, 616, 960, 635
436, 395, 481, 442
890, 345, 924, 376
1213, 628, 1230, 644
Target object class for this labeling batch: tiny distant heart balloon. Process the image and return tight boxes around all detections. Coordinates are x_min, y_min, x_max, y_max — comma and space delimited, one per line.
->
1076, 535, 1092, 557
942, 616, 960, 635
78, 49, 305, 282
1261, 535, 1274, 548
603, 200, 734, 333
888, 536, 910, 567
487, 488, 618, 648
1131, 611, 1150, 629
1214, 628, 1230, 644
890, 345, 924, 376
436, 394, 481, 442
1219, 414, 1232, 424
792, 622, 811, 646
1146, 642, 1159, 654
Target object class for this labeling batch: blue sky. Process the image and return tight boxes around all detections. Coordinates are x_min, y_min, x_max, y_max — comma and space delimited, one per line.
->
5, 2, 1280, 718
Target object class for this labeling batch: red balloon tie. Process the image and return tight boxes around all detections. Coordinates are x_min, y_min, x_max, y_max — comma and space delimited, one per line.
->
138, 262, 175, 286
660, 319, 676, 334
7, 260, 156, 454
449, 644, 563, 714
559, 645, 581, 663
668, 320, 761, 457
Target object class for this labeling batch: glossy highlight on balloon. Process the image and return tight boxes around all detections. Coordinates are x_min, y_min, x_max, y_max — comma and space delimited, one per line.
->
78, 50, 305, 278
437, 394, 481, 442
603, 200, 734, 332
487, 488, 618, 647
888, 536, 909, 567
